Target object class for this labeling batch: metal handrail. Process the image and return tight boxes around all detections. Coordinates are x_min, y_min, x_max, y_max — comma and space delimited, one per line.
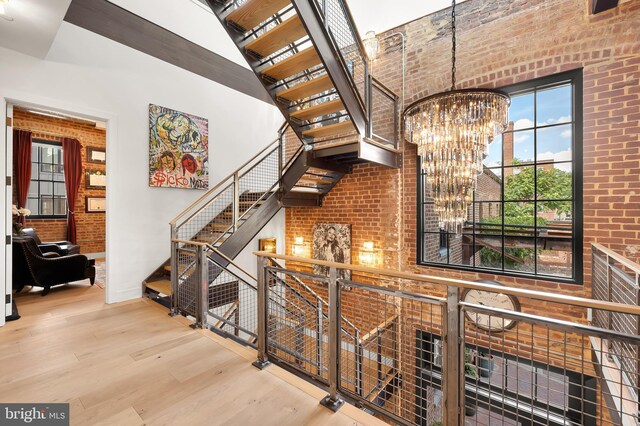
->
171, 123, 289, 227
267, 257, 360, 336
170, 139, 279, 226
593, 242, 640, 274
255, 251, 640, 316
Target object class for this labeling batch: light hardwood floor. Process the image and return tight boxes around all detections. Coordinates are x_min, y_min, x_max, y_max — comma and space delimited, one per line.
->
2, 284, 385, 426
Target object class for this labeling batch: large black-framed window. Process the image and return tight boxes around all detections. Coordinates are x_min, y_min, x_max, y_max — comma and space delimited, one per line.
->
418, 70, 583, 284
26, 140, 67, 218
415, 331, 596, 426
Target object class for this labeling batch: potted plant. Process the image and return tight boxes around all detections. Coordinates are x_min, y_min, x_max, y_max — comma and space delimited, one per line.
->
477, 352, 494, 378
12, 205, 31, 235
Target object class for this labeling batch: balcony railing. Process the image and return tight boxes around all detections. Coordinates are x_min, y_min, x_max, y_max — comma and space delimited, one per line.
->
253, 251, 640, 426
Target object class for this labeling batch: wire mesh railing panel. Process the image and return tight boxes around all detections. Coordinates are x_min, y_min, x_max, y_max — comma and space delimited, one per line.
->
206, 258, 258, 347
176, 184, 234, 243
337, 279, 445, 426
370, 79, 398, 148
461, 304, 640, 426
591, 245, 640, 397
610, 268, 639, 391
238, 147, 279, 219
175, 245, 199, 316
592, 250, 610, 329
265, 268, 331, 383
314, 0, 367, 108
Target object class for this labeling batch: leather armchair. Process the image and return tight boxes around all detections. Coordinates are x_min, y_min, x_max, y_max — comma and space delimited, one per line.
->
21, 228, 81, 256
12, 237, 95, 296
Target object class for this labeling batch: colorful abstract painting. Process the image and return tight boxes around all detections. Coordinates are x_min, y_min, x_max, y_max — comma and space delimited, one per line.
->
149, 104, 209, 190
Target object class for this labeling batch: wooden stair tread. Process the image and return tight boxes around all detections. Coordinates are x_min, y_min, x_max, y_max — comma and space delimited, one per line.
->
226, 0, 291, 32
290, 98, 345, 121
277, 74, 334, 102
245, 15, 306, 58
145, 279, 172, 296
261, 47, 321, 81
302, 120, 356, 139
296, 177, 333, 186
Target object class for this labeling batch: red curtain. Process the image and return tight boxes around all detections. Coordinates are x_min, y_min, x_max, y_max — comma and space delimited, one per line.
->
13, 130, 32, 225
62, 138, 82, 244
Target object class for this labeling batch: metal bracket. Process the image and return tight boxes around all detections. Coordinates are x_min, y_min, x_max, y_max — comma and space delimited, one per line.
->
5, 176, 10, 186
251, 359, 271, 370
320, 395, 344, 412
5, 235, 10, 245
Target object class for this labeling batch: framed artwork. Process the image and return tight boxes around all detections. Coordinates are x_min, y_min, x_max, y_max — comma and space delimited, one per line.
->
85, 169, 106, 189
312, 223, 352, 280
85, 196, 106, 213
86, 147, 106, 164
148, 104, 209, 190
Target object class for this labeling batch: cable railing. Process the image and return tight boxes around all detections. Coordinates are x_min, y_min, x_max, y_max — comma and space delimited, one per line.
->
254, 251, 640, 426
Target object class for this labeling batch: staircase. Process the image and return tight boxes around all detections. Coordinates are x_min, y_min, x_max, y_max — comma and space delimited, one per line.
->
143, 0, 400, 307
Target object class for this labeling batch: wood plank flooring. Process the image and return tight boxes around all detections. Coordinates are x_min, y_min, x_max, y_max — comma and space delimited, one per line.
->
1, 284, 385, 426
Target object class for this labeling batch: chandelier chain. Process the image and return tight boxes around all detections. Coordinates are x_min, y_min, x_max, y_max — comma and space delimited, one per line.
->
451, 0, 456, 90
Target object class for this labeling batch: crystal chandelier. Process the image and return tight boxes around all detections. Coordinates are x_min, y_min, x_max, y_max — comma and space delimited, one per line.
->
403, 0, 510, 234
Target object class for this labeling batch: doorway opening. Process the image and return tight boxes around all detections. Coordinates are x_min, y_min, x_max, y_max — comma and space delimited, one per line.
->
8, 103, 107, 315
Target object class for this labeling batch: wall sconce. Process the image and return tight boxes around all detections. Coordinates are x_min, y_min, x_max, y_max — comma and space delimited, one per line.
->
292, 236, 305, 256
259, 238, 277, 254
359, 241, 378, 266
363, 30, 380, 61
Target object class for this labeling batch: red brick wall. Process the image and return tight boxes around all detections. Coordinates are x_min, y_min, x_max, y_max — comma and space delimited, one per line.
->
12, 110, 106, 254
287, 0, 640, 299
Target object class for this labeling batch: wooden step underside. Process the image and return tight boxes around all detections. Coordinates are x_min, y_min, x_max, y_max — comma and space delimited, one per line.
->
245, 15, 306, 58
276, 74, 334, 102
145, 279, 172, 295
302, 120, 356, 139
290, 98, 344, 121
226, 0, 291, 32
261, 47, 321, 81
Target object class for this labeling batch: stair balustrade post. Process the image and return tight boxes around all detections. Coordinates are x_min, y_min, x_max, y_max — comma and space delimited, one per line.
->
194, 244, 209, 329
253, 255, 271, 369
169, 226, 178, 317
233, 172, 240, 232
321, 267, 344, 411
316, 299, 323, 376
444, 286, 462, 426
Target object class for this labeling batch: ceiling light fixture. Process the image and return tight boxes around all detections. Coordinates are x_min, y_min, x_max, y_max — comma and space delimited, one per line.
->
403, 0, 510, 234
0, 0, 13, 21
363, 31, 380, 60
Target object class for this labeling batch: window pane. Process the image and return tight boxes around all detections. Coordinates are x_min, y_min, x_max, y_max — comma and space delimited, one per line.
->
484, 134, 502, 168
54, 198, 67, 216
26, 198, 39, 215
536, 369, 569, 409
476, 170, 502, 202
537, 163, 573, 202
28, 181, 38, 197
30, 164, 38, 179
476, 241, 503, 269
505, 359, 535, 398
504, 238, 536, 273
41, 146, 54, 163
40, 197, 54, 216
504, 167, 535, 201
537, 124, 572, 163
474, 202, 502, 230
40, 164, 53, 174
54, 182, 66, 196
536, 84, 572, 126
448, 233, 470, 266
503, 129, 534, 166
424, 233, 446, 263
40, 181, 53, 196
510, 92, 535, 130
423, 204, 440, 232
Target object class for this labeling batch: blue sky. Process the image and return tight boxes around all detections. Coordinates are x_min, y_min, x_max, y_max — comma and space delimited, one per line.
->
484, 84, 573, 173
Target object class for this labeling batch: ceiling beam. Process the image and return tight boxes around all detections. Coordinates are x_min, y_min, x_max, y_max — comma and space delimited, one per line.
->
63, 0, 273, 105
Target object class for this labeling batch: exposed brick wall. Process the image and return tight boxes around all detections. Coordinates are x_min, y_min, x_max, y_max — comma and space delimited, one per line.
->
285, 0, 640, 390
12, 110, 106, 254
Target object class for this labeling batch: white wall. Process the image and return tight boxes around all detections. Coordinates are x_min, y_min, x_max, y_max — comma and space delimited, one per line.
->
0, 22, 283, 304
107, 0, 248, 69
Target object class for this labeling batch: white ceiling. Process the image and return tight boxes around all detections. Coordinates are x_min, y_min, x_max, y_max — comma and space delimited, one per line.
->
0, 0, 72, 58
346, 0, 470, 34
